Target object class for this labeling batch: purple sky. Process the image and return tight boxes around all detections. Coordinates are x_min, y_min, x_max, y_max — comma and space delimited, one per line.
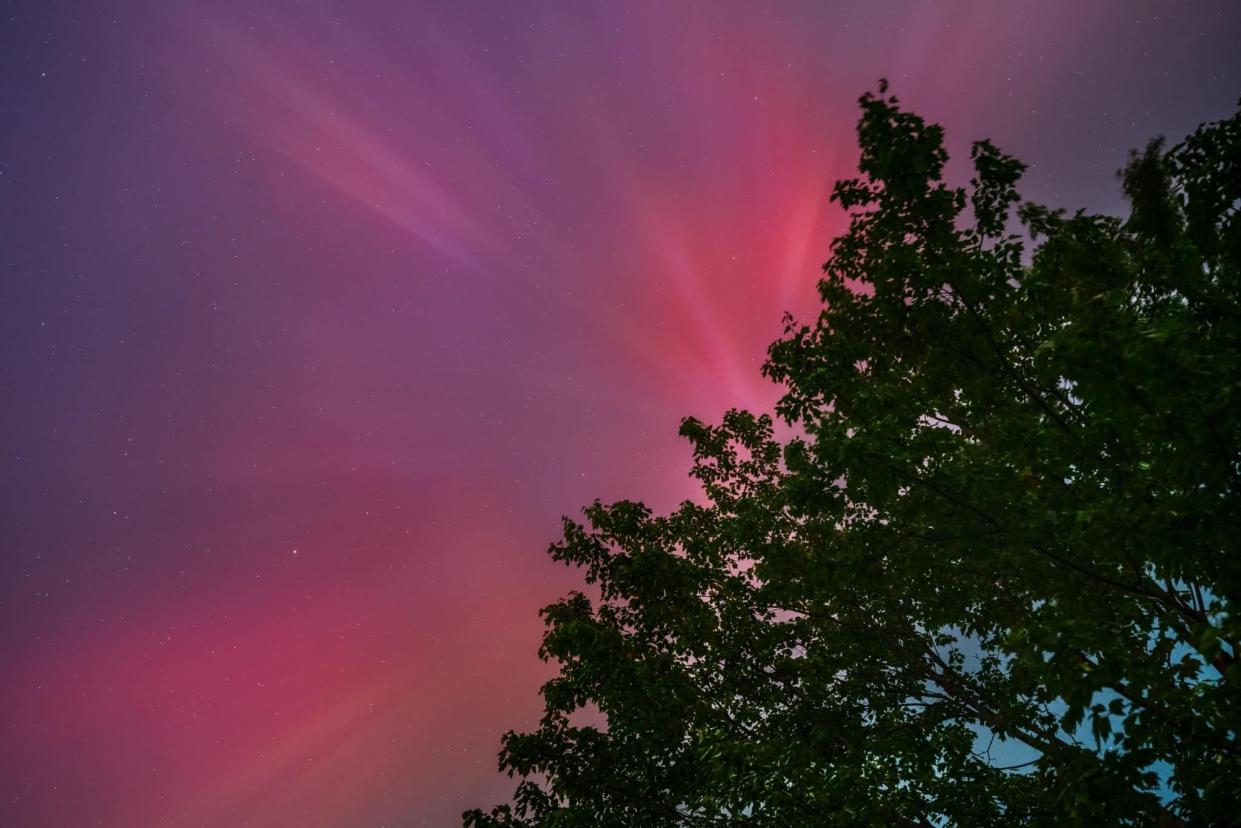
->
2, 1, 1239, 824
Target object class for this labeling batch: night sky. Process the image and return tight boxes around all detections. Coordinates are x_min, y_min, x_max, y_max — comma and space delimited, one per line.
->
2, 2, 1239, 825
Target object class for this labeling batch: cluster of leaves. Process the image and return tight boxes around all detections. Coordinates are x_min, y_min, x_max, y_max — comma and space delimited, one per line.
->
465, 85, 1241, 826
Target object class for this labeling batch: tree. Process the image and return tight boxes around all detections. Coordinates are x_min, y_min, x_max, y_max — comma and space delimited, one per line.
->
465, 85, 1241, 826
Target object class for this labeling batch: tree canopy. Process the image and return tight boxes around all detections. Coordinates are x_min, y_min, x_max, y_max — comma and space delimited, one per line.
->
465, 85, 1241, 826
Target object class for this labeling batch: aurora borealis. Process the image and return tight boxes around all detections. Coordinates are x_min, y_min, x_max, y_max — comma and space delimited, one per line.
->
3, 2, 1240, 825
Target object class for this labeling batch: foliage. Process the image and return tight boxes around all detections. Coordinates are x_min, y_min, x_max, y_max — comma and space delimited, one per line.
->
465, 85, 1241, 826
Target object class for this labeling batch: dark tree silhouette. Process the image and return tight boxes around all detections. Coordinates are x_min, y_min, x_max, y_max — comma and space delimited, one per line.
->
466, 85, 1241, 826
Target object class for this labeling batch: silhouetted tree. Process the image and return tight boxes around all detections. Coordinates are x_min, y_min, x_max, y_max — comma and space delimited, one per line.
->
466, 85, 1241, 826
